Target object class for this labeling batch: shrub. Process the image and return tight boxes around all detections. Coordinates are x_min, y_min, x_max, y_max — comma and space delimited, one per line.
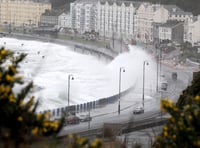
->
0, 47, 64, 147
153, 96, 200, 148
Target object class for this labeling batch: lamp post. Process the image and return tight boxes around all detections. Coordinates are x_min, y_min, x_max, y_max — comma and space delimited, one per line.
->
120, 32, 123, 53
118, 67, 125, 115
112, 21, 114, 49
67, 74, 74, 109
156, 47, 159, 92
160, 47, 162, 81
142, 61, 149, 109
88, 106, 91, 130
103, 13, 105, 44
156, 39, 161, 92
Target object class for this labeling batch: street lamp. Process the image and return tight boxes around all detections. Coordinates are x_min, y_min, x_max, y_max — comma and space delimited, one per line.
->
160, 47, 163, 81
156, 48, 159, 92
112, 21, 114, 48
88, 106, 91, 130
156, 39, 161, 92
67, 74, 74, 109
118, 67, 125, 115
142, 61, 149, 109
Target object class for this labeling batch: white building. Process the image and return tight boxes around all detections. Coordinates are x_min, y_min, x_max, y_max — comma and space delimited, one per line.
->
135, 3, 194, 44
159, 21, 184, 43
0, 0, 51, 27
96, 1, 138, 39
134, 3, 164, 43
69, 0, 196, 44
58, 12, 71, 28
70, 1, 96, 33
40, 10, 60, 27
184, 15, 200, 45
164, 5, 193, 22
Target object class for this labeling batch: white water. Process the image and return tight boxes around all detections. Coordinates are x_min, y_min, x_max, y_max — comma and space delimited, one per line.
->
0, 37, 157, 111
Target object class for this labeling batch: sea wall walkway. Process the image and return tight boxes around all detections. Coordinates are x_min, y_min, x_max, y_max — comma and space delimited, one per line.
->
5, 33, 118, 61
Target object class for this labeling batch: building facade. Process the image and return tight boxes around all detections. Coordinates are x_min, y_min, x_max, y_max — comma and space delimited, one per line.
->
184, 15, 200, 45
135, 3, 195, 44
164, 5, 193, 22
159, 21, 184, 43
0, 0, 51, 27
96, 1, 137, 39
40, 10, 61, 27
70, 1, 96, 34
58, 12, 71, 28
134, 3, 171, 43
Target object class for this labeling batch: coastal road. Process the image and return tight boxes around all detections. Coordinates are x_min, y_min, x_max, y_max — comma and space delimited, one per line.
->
58, 62, 193, 138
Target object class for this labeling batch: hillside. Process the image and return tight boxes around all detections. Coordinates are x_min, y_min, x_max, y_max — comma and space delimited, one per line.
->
127, 0, 200, 15
49, 0, 200, 15
50, 0, 74, 9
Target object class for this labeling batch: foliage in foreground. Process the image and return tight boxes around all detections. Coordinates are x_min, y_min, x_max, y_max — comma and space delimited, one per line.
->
153, 72, 200, 148
66, 134, 102, 148
0, 47, 105, 148
177, 71, 200, 107
153, 96, 200, 148
31, 134, 103, 148
0, 47, 64, 147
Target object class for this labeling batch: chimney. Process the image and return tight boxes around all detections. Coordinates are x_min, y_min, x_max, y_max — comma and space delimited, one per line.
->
172, 8, 176, 12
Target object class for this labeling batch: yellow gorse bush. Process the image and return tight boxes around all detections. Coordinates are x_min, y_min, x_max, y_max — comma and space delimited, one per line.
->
90, 138, 102, 148
32, 127, 39, 135
5, 74, 14, 82
17, 116, 23, 122
0, 47, 103, 148
66, 134, 102, 148
0, 48, 64, 147
153, 96, 200, 148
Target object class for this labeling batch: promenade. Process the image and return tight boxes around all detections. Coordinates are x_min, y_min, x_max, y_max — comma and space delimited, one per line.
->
4, 32, 118, 59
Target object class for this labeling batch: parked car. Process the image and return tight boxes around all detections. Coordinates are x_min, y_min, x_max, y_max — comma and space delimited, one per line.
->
78, 114, 92, 122
65, 115, 80, 125
133, 107, 144, 114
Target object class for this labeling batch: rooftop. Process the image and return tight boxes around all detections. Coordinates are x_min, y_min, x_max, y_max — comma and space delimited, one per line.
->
163, 4, 192, 15
42, 9, 63, 16
99, 0, 142, 8
160, 20, 183, 28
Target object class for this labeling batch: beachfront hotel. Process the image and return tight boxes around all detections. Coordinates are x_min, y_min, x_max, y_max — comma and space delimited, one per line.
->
0, 0, 51, 27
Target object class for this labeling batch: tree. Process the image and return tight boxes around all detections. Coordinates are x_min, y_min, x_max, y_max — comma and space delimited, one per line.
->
177, 71, 200, 107
153, 72, 200, 148
0, 47, 64, 147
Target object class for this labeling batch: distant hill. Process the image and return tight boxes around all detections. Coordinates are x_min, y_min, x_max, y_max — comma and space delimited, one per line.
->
127, 0, 200, 15
50, 0, 74, 9
49, 0, 200, 15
